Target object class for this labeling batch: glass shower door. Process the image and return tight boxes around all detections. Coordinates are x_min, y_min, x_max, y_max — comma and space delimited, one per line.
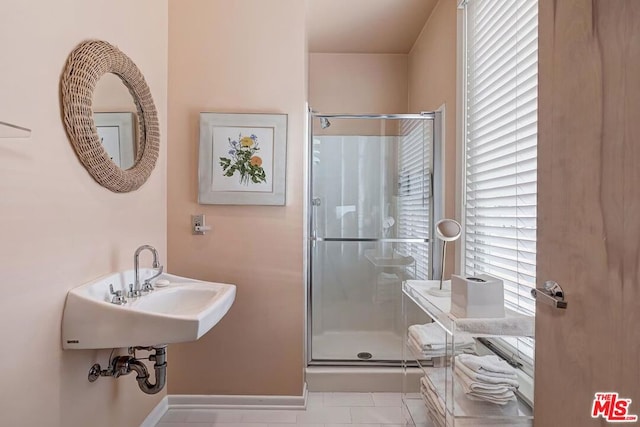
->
309, 115, 434, 363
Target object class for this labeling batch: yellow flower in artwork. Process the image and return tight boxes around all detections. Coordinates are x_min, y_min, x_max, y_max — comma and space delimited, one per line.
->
250, 156, 263, 167
240, 136, 254, 147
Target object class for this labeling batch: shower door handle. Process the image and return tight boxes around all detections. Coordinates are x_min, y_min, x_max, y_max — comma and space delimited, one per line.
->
310, 197, 320, 248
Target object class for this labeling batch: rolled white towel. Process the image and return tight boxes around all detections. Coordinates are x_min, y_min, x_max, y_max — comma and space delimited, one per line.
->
408, 323, 475, 350
455, 360, 520, 388
456, 354, 518, 377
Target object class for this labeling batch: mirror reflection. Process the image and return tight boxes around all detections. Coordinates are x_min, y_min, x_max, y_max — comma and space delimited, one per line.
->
92, 73, 138, 170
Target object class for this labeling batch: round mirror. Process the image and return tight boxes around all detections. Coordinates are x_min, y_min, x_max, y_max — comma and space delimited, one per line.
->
60, 40, 159, 192
435, 218, 462, 242
93, 73, 138, 170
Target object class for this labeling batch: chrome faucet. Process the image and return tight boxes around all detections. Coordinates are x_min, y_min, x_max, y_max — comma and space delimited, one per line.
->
134, 245, 164, 293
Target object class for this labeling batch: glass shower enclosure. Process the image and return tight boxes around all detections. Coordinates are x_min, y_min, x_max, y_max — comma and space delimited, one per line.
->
308, 112, 440, 365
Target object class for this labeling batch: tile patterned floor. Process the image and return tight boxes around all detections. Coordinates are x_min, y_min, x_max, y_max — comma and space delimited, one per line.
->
155, 392, 433, 427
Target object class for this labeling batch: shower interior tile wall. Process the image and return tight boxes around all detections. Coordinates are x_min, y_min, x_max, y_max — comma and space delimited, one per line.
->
156, 392, 433, 427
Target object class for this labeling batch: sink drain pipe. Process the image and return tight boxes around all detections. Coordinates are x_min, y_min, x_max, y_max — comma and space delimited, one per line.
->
88, 345, 167, 394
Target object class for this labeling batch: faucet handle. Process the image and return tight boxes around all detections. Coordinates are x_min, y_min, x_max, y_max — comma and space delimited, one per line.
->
141, 279, 154, 293
109, 284, 126, 305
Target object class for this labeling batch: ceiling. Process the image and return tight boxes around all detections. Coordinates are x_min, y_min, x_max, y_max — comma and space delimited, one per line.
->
307, 0, 439, 54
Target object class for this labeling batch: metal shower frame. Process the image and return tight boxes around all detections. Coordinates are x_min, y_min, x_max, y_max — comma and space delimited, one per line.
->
305, 110, 444, 367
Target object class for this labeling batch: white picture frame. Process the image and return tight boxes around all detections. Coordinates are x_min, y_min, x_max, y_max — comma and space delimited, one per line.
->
198, 113, 287, 205
94, 112, 136, 170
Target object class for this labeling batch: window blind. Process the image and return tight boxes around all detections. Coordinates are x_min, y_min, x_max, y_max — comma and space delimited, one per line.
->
463, 0, 538, 365
397, 119, 432, 280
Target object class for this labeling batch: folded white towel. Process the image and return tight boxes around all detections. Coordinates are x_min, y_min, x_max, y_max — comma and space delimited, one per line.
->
408, 336, 475, 359
421, 386, 445, 417
421, 392, 449, 427
466, 387, 515, 398
408, 335, 436, 358
467, 392, 516, 405
455, 370, 516, 405
419, 377, 450, 427
420, 368, 520, 418
456, 354, 518, 377
408, 335, 441, 358
420, 377, 446, 415
408, 323, 447, 349
451, 313, 534, 337
408, 323, 475, 350
455, 361, 520, 388
455, 364, 518, 391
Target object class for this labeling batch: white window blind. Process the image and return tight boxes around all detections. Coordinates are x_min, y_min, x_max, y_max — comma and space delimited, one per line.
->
397, 119, 432, 280
463, 0, 538, 365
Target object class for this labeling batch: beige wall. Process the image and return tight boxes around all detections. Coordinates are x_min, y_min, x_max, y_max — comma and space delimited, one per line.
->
309, 53, 407, 135
94, 73, 138, 112
166, 0, 306, 396
309, 53, 408, 114
407, 0, 458, 273
0, 1, 167, 427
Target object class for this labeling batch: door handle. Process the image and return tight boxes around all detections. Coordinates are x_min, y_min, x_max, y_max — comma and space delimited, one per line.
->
531, 281, 568, 309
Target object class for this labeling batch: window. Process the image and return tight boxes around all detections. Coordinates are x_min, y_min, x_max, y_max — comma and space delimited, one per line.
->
461, 0, 538, 367
397, 119, 432, 280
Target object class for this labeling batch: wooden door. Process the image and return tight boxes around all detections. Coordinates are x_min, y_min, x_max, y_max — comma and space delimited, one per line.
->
536, 0, 640, 425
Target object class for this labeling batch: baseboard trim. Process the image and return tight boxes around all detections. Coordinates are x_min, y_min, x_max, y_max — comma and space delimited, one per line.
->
140, 396, 168, 427
167, 383, 308, 410
306, 366, 423, 392
140, 384, 308, 424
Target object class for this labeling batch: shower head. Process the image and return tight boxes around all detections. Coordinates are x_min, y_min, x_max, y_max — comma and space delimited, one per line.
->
320, 117, 331, 129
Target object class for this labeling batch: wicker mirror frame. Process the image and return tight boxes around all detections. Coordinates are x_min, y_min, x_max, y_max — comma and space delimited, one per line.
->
60, 40, 159, 192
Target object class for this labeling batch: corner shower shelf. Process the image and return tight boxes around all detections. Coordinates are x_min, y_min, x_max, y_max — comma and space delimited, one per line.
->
402, 280, 534, 426
364, 249, 415, 268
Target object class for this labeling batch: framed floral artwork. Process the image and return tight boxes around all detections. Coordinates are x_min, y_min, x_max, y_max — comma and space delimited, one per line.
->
198, 112, 287, 205
94, 112, 136, 170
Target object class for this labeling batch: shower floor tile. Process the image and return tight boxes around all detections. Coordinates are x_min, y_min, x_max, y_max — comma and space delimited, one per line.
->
311, 331, 404, 361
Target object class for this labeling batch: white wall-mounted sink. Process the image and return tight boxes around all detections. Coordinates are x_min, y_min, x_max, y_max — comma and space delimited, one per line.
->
62, 269, 236, 349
